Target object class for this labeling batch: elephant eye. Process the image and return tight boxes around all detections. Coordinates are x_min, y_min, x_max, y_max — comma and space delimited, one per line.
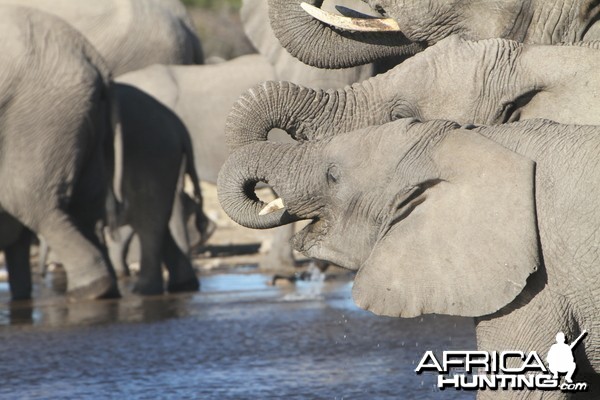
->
391, 101, 419, 121
326, 165, 340, 185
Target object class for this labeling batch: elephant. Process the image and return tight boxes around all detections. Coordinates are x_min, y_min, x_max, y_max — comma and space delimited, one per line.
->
241, 0, 380, 87
0, 0, 203, 76
226, 36, 600, 150
39, 83, 215, 294
115, 1, 378, 271
0, 6, 119, 300
109, 83, 215, 294
265, 0, 600, 69
218, 117, 600, 397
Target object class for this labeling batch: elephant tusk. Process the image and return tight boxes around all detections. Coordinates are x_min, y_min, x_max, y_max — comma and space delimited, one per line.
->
259, 198, 285, 216
300, 2, 401, 32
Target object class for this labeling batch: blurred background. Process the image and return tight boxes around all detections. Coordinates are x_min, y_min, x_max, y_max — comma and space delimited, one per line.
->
184, 0, 255, 60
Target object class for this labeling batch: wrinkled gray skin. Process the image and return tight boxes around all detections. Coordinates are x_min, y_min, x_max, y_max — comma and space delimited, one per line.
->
0, 6, 119, 300
227, 37, 600, 150
117, 0, 377, 270
0, 0, 203, 76
267, 0, 600, 69
110, 84, 214, 295
219, 118, 600, 398
242, 0, 378, 86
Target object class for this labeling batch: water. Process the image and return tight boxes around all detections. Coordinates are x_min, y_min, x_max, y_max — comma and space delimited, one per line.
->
0, 272, 476, 399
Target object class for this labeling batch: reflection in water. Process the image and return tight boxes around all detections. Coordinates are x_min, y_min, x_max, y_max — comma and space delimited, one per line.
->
0, 272, 476, 399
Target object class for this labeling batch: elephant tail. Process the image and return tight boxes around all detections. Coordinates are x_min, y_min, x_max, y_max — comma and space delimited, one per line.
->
104, 81, 123, 237
181, 130, 214, 245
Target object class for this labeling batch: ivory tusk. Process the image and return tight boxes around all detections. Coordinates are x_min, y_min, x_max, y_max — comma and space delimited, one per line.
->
300, 2, 401, 32
259, 198, 285, 216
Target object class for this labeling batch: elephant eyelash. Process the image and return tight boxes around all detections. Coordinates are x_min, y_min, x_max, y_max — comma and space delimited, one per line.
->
390, 101, 421, 121
496, 90, 541, 123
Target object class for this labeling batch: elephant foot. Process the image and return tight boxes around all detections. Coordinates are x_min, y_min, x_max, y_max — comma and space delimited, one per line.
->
68, 275, 120, 300
168, 276, 200, 293
133, 280, 164, 296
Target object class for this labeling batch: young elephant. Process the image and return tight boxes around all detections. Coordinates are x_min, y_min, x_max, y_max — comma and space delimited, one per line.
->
227, 36, 600, 150
218, 118, 600, 395
113, 84, 214, 295
0, 6, 119, 300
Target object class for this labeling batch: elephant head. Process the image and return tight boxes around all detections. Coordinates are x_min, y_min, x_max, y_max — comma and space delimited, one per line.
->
267, 0, 600, 68
218, 119, 540, 318
226, 36, 600, 151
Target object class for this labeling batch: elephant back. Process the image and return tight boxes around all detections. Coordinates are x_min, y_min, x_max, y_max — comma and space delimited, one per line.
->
0, 0, 202, 76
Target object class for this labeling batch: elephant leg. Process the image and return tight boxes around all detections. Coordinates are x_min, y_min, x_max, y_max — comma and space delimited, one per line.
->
106, 225, 134, 278
163, 230, 199, 293
38, 235, 49, 278
262, 224, 296, 271
5, 227, 32, 301
134, 227, 166, 295
170, 191, 215, 252
38, 211, 118, 299
169, 191, 192, 255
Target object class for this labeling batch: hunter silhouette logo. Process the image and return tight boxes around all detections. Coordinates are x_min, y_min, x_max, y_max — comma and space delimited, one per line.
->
415, 330, 589, 392
547, 330, 587, 383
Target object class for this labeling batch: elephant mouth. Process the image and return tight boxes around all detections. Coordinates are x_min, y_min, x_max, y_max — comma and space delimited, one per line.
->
291, 218, 329, 254
258, 197, 331, 258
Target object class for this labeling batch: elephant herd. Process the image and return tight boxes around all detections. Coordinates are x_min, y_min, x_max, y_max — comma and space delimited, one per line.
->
2, 0, 600, 396
216, 0, 600, 397
0, 0, 377, 301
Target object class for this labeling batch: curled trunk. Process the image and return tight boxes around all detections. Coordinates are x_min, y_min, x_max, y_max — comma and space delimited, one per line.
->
268, 0, 424, 68
218, 142, 305, 229
225, 79, 390, 151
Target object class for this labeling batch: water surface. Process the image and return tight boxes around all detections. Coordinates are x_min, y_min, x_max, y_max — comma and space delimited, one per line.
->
0, 272, 476, 399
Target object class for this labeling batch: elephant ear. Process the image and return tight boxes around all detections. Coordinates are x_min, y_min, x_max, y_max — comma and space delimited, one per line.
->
353, 129, 540, 318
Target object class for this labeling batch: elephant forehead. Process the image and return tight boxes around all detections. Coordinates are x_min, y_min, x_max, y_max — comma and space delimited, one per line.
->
323, 132, 414, 188
328, 124, 408, 154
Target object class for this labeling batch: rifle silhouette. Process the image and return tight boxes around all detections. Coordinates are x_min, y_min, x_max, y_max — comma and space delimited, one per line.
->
570, 330, 587, 350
